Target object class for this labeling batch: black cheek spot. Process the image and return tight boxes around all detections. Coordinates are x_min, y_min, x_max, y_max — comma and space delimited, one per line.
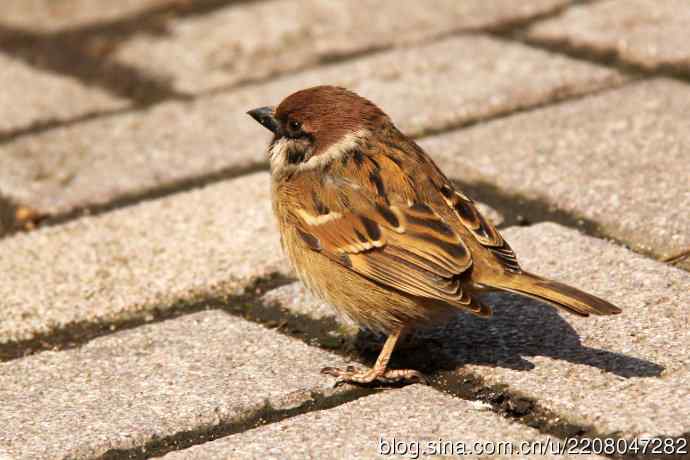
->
287, 150, 305, 164
297, 228, 321, 251
354, 229, 368, 243
353, 150, 365, 167
360, 216, 381, 241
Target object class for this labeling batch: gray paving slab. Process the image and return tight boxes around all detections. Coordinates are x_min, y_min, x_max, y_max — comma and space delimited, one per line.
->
160, 385, 605, 460
0, 172, 283, 345
671, 253, 690, 272
448, 223, 690, 437
0, 310, 352, 460
527, 0, 690, 75
0, 0, 174, 31
114, 0, 573, 94
0, 168, 500, 350
0, 35, 626, 218
421, 78, 690, 261
0, 53, 127, 133
257, 223, 690, 438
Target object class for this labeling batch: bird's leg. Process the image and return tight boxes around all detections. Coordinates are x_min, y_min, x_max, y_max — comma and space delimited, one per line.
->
321, 328, 426, 385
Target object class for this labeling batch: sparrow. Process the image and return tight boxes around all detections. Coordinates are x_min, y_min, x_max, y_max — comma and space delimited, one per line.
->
248, 86, 621, 385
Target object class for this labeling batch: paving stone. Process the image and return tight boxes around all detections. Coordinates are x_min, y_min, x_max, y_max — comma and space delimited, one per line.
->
258, 223, 690, 438
670, 253, 690, 272
0, 310, 352, 460
527, 0, 690, 75
160, 385, 605, 460
0, 53, 127, 134
448, 223, 690, 437
0, 0, 175, 31
114, 0, 573, 94
0, 35, 626, 218
0, 172, 283, 345
0, 168, 500, 350
421, 78, 690, 261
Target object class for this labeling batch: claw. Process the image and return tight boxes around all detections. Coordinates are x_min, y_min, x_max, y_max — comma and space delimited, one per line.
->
320, 365, 427, 386
320, 329, 426, 387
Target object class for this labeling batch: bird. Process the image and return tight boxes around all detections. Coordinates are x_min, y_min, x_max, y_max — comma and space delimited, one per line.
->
247, 85, 621, 385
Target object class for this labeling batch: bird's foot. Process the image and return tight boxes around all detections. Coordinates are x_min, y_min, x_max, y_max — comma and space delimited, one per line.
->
321, 365, 427, 387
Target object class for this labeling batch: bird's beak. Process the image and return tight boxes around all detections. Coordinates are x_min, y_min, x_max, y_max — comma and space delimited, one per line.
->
247, 106, 279, 134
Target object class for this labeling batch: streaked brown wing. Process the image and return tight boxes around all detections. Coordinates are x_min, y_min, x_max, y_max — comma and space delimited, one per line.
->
380, 129, 521, 274
437, 183, 521, 273
292, 187, 488, 315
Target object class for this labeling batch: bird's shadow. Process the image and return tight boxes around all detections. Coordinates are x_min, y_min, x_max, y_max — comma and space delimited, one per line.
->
354, 292, 664, 379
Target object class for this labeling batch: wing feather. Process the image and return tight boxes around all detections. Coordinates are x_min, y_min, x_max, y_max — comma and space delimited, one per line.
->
293, 193, 475, 310
287, 140, 515, 316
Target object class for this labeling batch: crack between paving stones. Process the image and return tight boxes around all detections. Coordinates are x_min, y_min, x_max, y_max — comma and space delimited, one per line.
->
4, 79, 636, 239
447, 175, 688, 272
43, 161, 268, 228
0, 0, 645, 245
1, 1, 686, 456
0, 272, 295, 362
195, 1, 581, 98
1, 9, 632, 237
0, 161, 268, 239
0, 0, 268, 43
10, 81, 679, 276
99, 386, 377, 460
0, 0, 639, 240
0, 0, 584, 145
0, 105, 134, 145
662, 248, 690, 264
0, 23, 191, 106
431, 373, 690, 460
446, 176, 649, 259
2, 270, 685, 459
492, 28, 690, 86
410, 75, 639, 139
0, 0, 269, 106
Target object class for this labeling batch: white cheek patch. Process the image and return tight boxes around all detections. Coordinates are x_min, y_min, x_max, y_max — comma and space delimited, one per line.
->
268, 137, 291, 171
269, 129, 370, 176
298, 129, 369, 172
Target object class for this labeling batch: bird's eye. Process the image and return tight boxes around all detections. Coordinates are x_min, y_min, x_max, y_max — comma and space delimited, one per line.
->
289, 120, 301, 131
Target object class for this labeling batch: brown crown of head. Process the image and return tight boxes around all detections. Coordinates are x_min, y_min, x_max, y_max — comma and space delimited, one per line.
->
249, 86, 389, 155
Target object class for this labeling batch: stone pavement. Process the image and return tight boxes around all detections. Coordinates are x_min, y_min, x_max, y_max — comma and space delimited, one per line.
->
0, 1, 688, 459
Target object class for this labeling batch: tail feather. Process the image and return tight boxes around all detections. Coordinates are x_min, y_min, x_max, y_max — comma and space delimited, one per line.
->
489, 272, 622, 317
